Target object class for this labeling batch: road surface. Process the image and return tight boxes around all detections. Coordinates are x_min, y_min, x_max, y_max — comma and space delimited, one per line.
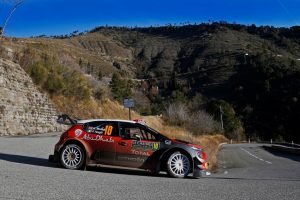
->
0, 133, 299, 200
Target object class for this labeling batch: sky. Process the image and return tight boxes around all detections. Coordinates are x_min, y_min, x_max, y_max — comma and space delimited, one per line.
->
0, 0, 300, 37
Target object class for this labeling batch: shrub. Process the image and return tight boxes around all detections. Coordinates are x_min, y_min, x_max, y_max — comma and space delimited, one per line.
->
188, 110, 220, 135
165, 103, 189, 126
43, 71, 64, 94
27, 62, 48, 85
93, 86, 110, 100
26, 58, 91, 100
165, 103, 221, 135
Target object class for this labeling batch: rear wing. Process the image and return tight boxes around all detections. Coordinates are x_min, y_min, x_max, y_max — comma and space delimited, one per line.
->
57, 114, 77, 125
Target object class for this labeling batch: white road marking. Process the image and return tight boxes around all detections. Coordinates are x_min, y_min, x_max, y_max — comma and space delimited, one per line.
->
241, 148, 272, 164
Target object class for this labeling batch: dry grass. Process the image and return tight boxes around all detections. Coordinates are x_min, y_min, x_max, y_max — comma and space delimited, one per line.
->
52, 96, 228, 170
144, 116, 228, 171
52, 96, 141, 120
51, 96, 103, 119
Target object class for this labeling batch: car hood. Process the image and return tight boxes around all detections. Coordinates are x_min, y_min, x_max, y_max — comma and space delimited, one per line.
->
171, 139, 203, 150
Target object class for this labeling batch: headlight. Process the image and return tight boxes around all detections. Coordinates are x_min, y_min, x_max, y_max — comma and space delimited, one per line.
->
191, 147, 203, 158
197, 150, 203, 158
192, 147, 207, 161
191, 146, 199, 151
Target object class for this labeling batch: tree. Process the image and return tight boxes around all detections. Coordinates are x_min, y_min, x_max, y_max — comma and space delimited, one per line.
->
208, 100, 245, 140
0, 0, 24, 37
110, 73, 132, 101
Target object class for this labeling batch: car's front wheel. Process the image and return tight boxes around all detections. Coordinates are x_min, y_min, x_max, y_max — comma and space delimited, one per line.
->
60, 144, 85, 170
166, 151, 190, 178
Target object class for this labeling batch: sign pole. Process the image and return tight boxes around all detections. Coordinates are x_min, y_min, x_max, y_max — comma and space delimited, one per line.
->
220, 106, 224, 130
129, 107, 131, 120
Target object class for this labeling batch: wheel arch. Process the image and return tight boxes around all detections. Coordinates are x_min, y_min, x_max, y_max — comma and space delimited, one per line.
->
60, 139, 93, 161
158, 147, 194, 172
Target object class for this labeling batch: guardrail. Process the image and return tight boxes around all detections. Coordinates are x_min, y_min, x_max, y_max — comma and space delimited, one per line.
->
260, 141, 300, 155
269, 144, 300, 155
271, 142, 300, 148
228, 139, 300, 155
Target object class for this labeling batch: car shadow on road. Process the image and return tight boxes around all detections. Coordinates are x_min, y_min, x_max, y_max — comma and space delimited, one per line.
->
86, 166, 172, 178
203, 176, 300, 182
262, 146, 300, 162
0, 153, 190, 179
0, 153, 57, 168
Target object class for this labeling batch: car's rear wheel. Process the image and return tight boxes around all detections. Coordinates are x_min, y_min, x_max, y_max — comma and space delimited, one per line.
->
166, 151, 190, 178
60, 144, 85, 170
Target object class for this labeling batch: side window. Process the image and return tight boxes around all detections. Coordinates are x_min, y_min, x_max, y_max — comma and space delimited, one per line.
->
140, 127, 158, 141
84, 121, 119, 137
120, 123, 158, 141
120, 123, 142, 140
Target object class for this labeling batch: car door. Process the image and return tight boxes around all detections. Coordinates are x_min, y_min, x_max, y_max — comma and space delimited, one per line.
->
115, 122, 160, 168
83, 121, 119, 165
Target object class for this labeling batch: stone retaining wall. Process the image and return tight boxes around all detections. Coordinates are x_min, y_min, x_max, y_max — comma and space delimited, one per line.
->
0, 58, 62, 136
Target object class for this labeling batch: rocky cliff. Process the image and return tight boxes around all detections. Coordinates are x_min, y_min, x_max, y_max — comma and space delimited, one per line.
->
0, 58, 62, 136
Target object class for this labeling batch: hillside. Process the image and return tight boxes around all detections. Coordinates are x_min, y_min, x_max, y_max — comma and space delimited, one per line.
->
1, 22, 300, 142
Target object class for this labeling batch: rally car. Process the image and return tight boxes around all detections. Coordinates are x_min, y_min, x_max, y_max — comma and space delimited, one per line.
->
49, 115, 208, 178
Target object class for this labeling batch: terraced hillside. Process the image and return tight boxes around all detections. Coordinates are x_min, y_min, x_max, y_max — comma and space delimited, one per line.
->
1, 23, 300, 142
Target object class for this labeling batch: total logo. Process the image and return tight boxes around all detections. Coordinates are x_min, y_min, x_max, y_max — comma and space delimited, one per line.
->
131, 150, 150, 156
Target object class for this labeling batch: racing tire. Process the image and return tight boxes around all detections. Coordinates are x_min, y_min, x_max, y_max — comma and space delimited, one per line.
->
60, 144, 85, 170
166, 151, 190, 178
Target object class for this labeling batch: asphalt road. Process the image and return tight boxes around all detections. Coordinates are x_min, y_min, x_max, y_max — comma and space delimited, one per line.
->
0, 133, 299, 200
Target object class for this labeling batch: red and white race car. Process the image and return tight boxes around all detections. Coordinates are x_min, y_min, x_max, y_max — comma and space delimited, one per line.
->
49, 115, 208, 178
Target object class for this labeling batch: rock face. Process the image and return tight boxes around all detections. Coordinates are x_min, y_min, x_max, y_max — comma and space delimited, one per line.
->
0, 58, 62, 136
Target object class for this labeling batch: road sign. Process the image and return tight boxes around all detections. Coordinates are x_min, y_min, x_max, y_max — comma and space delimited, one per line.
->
123, 99, 134, 108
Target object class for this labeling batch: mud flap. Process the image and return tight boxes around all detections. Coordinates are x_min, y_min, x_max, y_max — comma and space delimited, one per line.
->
193, 169, 202, 178
48, 155, 55, 163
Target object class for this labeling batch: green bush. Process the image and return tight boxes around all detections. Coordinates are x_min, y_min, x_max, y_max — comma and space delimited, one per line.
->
27, 62, 48, 85
44, 71, 64, 94
26, 58, 91, 100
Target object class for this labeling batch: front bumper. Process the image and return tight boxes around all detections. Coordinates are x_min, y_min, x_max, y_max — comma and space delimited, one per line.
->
193, 157, 209, 178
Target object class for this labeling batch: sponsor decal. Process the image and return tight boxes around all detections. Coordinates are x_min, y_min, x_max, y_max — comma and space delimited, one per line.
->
90, 125, 114, 136
75, 129, 83, 137
131, 150, 150, 156
165, 140, 172, 145
132, 141, 160, 151
118, 156, 145, 163
83, 134, 114, 143
153, 143, 159, 150
92, 127, 105, 135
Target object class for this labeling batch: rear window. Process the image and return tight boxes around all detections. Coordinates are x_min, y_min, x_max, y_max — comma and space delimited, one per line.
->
83, 121, 119, 137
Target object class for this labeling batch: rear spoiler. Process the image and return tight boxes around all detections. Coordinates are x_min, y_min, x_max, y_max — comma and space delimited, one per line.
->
57, 114, 77, 125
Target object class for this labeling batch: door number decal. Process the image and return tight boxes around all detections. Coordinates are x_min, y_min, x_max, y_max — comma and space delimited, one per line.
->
104, 125, 113, 136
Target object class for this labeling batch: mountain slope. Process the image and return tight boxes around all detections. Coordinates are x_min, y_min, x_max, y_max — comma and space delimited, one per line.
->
2, 23, 300, 142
